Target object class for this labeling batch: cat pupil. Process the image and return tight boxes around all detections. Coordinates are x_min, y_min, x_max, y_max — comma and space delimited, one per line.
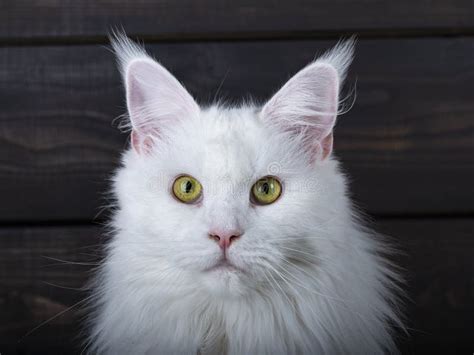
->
184, 181, 193, 193
262, 182, 270, 194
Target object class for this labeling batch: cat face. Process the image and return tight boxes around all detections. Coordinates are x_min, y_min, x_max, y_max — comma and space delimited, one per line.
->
111, 34, 354, 296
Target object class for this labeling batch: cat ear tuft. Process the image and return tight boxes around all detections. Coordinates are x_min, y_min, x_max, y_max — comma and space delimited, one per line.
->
110, 31, 199, 154
261, 38, 355, 161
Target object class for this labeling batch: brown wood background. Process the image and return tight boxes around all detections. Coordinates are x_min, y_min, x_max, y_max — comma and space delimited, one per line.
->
0, 1, 473, 354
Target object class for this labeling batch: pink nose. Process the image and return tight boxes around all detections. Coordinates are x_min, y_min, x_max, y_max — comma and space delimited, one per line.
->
209, 229, 242, 250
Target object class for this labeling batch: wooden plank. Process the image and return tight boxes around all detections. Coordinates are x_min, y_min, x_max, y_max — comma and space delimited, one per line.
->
376, 219, 474, 354
0, 38, 473, 221
0, 226, 97, 354
0, 218, 472, 354
0, 0, 473, 41
0, 226, 98, 354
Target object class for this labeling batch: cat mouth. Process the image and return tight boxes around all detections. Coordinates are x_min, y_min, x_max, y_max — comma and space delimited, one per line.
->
204, 259, 244, 274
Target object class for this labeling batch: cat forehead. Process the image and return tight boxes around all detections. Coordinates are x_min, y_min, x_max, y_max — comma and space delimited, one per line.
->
202, 106, 264, 174
199, 105, 262, 138
167, 105, 271, 179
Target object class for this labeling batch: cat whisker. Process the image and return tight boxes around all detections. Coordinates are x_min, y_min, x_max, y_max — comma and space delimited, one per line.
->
261, 270, 281, 297
19, 295, 93, 342
261, 263, 296, 306
271, 236, 353, 248
275, 259, 393, 328
273, 264, 377, 330
277, 258, 347, 297
259, 251, 352, 305
213, 68, 230, 103
280, 259, 350, 302
41, 256, 100, 266
42, 281, 86, 291
277, 245, 326, 262
64, 243, 104, 251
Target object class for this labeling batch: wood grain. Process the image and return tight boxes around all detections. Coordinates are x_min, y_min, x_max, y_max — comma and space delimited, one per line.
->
1, 0, 473, 42
0, 225, 98, 354
0, 219, 472, 354
0, 38, 473, 221
377, 218, 474, 354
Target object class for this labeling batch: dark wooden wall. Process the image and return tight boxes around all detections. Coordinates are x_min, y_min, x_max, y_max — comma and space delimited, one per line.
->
0, 1, 473, 354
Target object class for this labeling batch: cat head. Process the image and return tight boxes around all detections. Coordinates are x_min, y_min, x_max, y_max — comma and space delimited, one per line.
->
111, 34, 354, 296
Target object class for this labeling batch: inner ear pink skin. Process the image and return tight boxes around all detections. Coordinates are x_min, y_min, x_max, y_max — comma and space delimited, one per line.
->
261, 62, 340, 162
311, 132, 333, 162
124, 58, 200, 155
321, 133, 333, 160
131, 131, 155, 155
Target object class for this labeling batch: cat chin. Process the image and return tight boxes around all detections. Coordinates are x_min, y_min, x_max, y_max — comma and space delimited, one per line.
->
200, 267, 253, 298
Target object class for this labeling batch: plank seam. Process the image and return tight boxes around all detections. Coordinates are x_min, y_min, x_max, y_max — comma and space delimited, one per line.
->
1, 28, 474, 47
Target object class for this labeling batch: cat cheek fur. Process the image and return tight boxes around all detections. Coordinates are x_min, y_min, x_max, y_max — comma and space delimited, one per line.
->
85, 33, 403, 354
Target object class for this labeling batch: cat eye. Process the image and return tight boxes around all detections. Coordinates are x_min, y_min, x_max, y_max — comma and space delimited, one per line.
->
251, 176, 282, 205
172, 175, 202, 204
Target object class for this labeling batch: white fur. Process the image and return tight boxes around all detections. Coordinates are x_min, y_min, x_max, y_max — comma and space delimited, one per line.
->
86, 33, 403, 354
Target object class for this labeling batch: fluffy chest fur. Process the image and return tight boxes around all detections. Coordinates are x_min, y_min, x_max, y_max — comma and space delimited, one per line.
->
86, 33, 403, 354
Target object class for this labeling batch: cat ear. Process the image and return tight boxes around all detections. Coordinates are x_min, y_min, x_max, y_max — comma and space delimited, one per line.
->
261, 39, 355, 160
110, 32, 199, 154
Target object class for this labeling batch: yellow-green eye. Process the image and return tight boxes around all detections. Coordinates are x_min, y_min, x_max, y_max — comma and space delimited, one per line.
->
251, 176, 282, 205
172, 175, 202, 204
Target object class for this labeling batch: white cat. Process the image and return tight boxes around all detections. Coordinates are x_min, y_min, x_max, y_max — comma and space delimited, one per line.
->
86, 33, 403, 354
